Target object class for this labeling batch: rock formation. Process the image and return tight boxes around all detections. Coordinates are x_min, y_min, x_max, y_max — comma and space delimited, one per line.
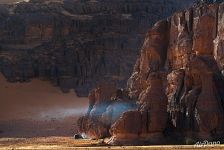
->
0, 0, 193, 96
77, 82, 136, 139
78, 2, 224, 145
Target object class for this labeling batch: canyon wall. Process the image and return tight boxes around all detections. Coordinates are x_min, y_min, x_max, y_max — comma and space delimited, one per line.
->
0, 0, 193, 96
78, 2, 224, 145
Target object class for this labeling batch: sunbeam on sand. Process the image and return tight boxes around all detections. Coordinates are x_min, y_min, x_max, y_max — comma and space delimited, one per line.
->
0, 73, 88, 137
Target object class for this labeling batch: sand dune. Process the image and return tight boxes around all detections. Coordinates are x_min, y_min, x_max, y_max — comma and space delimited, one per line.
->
0, 73, 88, 137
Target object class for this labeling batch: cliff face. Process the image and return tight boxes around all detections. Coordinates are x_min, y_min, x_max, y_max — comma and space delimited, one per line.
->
78, 3, 224, 145
0, 0, 193, 96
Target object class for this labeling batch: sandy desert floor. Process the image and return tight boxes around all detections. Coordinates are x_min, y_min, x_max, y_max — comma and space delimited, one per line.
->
0, 137, 224, 150
0, 73, 88, 138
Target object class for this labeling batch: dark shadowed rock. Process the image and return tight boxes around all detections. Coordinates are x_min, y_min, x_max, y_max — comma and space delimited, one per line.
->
74, 134, 83, 139
0, 0, 194, 96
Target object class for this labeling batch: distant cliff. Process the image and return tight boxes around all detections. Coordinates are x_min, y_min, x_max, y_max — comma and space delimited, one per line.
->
0, 0, 193, 96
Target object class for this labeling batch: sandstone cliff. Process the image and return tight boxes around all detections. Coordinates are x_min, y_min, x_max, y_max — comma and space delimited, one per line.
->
0, 0, 193, 96
78, 2, 224, 145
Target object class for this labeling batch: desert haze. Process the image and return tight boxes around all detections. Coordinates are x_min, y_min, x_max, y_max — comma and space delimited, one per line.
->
0, 73, 88, 137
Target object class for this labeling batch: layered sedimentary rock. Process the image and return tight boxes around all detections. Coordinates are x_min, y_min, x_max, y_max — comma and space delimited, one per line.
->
0, 0, 193, 96
78, 2, 224, 145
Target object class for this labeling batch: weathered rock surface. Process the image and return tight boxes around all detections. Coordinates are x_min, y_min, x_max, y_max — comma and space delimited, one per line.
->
0, 0, 193, 96
78, 2, 224, 145
77, 83, 136, 139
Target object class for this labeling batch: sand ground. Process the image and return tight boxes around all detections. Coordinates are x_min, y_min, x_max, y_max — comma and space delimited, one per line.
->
0, 73, 88, 138
1, 137, 224, 150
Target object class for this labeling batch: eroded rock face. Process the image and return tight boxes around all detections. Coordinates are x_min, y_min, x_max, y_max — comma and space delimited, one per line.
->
128, 2, 224, 143
79, 2, 224, 145
77, 83, 136, 139
109, 72, 168, 145
0, 0, 193, 96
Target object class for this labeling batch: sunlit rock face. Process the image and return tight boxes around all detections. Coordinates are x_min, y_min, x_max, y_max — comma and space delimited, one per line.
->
78, 2, 224, 145
0, 0, 193, 96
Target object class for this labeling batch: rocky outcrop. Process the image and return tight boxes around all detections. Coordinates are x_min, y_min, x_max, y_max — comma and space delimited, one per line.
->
108, 72, 168, 145
0, 0, 193, 96
78, 2, 224, 145
77, 83, 136, 139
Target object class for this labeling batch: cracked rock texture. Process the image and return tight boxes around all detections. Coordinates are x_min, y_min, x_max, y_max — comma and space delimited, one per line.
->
0, 0, 193, 96
78, 2, 224, 145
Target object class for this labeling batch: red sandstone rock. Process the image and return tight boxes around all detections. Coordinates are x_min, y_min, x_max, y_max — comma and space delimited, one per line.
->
78, 83, 137, 139
125, 2, 224, 144
108, 110, 141, 145
79, 2, 224, 145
